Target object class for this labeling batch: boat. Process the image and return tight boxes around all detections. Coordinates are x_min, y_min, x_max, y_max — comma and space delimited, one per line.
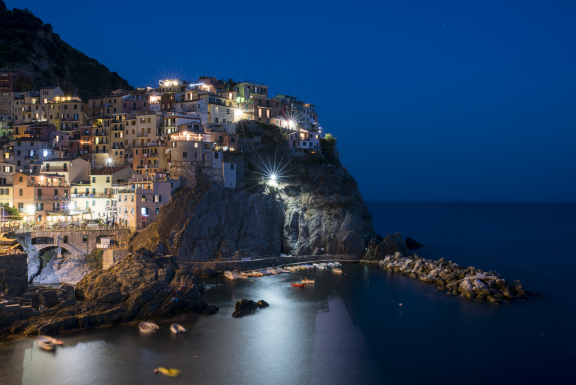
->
268, 268, 279, 275
333, 262, 342, 267
224, 271, 239, 280
139, 322, 159, 334
37, 341, 55, 351
301, 278, 315, 284
260, 270, 271, 275
278, 268, 291, 273
37, 335, 63, 345
170, 323, 187, 334
155, 367, 181, 377
327, 262, 335, 267
237, 272, 250, 279
291, 282, 306, 287
316, 264, 325, 270
250, 271, 264, 277
319, 263, 328, 267
332, 268, 343, 273
36, 336, 57, 351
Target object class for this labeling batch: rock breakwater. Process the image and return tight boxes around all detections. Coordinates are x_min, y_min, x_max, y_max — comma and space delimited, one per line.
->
376, 252, 538, 303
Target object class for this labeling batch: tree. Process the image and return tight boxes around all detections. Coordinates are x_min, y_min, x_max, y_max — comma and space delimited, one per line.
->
0, 203, 22, 221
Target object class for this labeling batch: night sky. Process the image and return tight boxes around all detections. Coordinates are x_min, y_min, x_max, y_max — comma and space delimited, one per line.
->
8, 0, 576, 201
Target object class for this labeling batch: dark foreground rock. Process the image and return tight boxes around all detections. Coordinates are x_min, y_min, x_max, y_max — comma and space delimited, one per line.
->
364, 233, 411, 261
232, 299, 269, 317
374, 253, 539, 304
1, 248, 218, 336
406, 237, 423, 249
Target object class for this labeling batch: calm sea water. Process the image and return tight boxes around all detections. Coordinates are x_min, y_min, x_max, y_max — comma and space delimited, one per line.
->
0, 202, 574, 384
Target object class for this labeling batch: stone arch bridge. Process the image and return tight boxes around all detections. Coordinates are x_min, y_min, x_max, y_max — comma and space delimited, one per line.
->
15, 229, 131, 260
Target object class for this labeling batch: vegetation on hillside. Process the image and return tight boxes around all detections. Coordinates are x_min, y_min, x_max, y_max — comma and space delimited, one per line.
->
0, 2, 132, 99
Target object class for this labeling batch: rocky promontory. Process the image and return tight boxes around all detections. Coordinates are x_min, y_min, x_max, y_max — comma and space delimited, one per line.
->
1, 248, 217, 336
367, 241, 538, 303
129, 122, 377, 261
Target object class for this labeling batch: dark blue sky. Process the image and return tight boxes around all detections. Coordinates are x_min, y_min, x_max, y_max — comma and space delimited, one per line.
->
8, 0, 576, 201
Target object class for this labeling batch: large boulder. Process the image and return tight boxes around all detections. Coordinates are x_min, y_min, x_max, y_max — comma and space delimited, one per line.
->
406, 237, 423, 250
232, 299, 269, 317
364, 233, 411, 261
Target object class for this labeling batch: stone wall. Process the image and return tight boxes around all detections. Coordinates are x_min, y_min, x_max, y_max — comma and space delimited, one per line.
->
103, 248, 130, 269
0, 253, 28, 296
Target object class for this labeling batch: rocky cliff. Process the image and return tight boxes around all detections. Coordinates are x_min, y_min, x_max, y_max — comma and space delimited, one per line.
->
0, 2, 131, 98
130, 122, 377, 261
2, 249, 217, 336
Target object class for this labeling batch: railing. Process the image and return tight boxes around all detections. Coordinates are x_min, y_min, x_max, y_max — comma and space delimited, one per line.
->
70, 193, 112, 198
14, 224, 130, 233
35, 195, 66, 201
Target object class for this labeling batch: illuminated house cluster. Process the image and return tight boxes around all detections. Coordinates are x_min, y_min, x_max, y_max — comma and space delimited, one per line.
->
0, 74, 323, 230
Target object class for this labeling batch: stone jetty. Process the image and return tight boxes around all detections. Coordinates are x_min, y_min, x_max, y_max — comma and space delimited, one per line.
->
376, 252, 537, 303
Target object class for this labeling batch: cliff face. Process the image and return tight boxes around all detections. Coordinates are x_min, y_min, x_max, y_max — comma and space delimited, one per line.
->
0, 2, 131, 98
130, 163, 376, 260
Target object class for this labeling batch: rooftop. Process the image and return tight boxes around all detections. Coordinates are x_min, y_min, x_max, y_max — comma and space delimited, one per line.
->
90, 166, 128, 175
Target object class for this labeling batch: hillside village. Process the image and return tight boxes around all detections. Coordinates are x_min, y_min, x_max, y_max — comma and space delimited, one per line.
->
0, 73, 324, 231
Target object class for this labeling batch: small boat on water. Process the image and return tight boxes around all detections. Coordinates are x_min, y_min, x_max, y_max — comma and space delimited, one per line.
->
291, 282, 306, 287
268, 268, 279, 275
319, 263, 328, 267
155, 367, 181, 377
170, 323, 187, 334
37, 341, 55, 351
237, 272, 250, 279
37, 335, 63, 345
301, 278, 315, 284
333, 262, 342, 267
260, 270, 271, 275
278, 268, 291, 273
250, 271, 264, 277
332, 268, 343, 273
327, 262, 335, 267
139, 322, 159, 334
224, 271, 239, 280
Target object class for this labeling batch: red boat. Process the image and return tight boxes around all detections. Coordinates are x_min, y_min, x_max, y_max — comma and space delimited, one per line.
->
291, 283, 306, 287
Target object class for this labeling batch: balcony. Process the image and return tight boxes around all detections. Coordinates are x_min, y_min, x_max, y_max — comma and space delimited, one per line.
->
70, 193, 112, 198
36, 195, 67, 201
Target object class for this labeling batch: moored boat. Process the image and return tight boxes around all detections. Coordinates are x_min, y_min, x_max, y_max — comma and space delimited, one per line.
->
155, 367, 181, 377
333, 262, 342, 267
291, 282, 306, 287
37, 335, 63, 345
260, 270, 271, 275
237, 272, 250, 279
37, 342, 55, 351
170, 323, 187, 334
224, 271, 239, 280
301, 278, 315, 284
250, 271, 264, 277
332, 268, 343, 273
327, 262, 335, 267
278, 268, 291, 273
139, 322, 159, 334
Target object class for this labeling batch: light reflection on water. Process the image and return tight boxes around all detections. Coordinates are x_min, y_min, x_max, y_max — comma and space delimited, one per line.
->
0, 263, 573, 384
